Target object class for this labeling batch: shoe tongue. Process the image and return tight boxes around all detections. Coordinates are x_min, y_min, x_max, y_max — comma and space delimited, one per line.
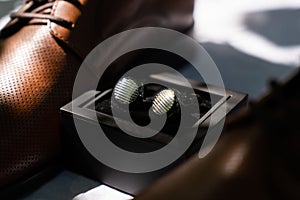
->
266, 69, 300, 102
282, 69, 300, 96
247, 69, 300, 131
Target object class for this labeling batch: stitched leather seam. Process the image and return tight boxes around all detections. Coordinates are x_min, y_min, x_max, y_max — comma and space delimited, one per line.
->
48, 1, 84, 59
49, 1, 67, 43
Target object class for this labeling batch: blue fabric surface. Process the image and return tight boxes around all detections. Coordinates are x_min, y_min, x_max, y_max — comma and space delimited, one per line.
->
19, 171, 100, 200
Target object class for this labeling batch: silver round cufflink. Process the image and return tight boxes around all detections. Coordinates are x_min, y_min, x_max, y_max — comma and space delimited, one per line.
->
152, 89, 176, 115
113, 77, 141, 104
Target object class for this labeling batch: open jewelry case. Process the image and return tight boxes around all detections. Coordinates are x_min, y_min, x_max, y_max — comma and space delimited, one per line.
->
60, 73, 247, 195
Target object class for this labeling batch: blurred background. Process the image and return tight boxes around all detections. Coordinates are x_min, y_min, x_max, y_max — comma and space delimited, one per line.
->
1, 0, 299, 99
191, 0, 300, 99
0, 0, 299, 199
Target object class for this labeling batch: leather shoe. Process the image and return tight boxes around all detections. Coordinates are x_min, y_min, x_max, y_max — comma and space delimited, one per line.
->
136, 70, 300, 200
0, 0, 194, 192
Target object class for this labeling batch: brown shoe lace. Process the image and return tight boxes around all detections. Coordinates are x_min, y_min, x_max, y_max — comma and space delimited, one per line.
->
10, 0, 82, 29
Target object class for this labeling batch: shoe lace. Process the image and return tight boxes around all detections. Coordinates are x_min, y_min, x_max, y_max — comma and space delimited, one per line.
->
10, 0, 82, 29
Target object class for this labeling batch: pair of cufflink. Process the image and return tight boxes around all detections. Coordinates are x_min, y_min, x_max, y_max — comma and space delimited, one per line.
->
113, 77, 177, 115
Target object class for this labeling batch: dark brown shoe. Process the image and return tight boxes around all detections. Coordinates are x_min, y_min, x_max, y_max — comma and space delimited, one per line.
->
0, 0, 194, 192
136, 70, 300, 200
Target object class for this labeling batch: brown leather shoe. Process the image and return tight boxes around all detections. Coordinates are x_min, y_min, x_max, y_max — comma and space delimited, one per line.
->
136, 70, 300, 200
0, 0, 194, 192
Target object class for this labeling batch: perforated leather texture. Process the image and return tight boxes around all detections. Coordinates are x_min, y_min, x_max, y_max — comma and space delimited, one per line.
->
0, 25, 81, 187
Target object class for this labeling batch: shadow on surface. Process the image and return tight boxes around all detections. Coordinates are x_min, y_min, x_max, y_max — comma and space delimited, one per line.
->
180, 43, 295, 99
244, 8, 300, 47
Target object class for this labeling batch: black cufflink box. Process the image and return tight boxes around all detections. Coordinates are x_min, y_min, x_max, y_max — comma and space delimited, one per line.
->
60, 73, 247, 195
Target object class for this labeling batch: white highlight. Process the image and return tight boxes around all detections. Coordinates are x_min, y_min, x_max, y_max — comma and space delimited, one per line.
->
193, 0, 300, 66
73, 185, 133, 200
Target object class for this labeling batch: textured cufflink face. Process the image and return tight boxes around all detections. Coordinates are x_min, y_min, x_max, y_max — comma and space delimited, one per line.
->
152, 89, 176, 115
113, 78, 178, 115
113, 77, 140, 104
